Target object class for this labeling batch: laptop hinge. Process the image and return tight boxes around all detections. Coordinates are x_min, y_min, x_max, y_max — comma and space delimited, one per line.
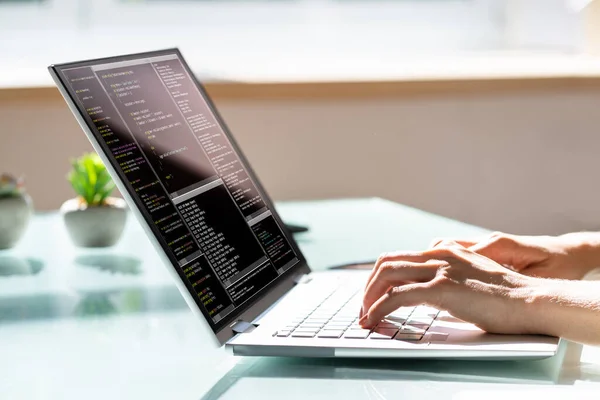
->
231, 320, 257, 334
293, 273, 312, 285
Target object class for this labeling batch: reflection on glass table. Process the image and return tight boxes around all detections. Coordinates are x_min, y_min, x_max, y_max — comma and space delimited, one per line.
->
1, 198, 599, 400
0, 256, 43, 276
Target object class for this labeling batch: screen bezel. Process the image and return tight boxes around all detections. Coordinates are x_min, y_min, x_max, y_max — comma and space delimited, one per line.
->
49, 48, 311, 345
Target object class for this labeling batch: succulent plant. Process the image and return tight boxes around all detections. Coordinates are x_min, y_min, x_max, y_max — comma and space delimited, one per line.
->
0, 174, 25, 198
68, 153, 115, 206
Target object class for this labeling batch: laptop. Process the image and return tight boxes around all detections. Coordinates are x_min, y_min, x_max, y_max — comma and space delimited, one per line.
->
49, 49, 559, 359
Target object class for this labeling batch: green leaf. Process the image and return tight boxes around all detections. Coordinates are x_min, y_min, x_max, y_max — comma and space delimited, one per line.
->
67, 152, 116, 206
0, 174, 23, 198
83, 156, 97, 187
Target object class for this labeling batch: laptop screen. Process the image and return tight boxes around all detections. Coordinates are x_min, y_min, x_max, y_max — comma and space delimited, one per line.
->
52, 50, 303, 331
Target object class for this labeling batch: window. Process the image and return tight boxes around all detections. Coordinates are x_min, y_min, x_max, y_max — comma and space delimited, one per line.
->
0, 0, 588, 82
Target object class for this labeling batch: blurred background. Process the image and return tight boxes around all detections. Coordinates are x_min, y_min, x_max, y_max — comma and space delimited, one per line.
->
2, 0, 600, 235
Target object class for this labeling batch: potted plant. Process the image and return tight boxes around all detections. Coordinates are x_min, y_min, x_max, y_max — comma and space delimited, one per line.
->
61, 152, 127, 247
0, 174, 33, 249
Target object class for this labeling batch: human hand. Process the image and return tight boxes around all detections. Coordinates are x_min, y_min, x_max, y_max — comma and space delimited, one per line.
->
359, 243, 545, 335
430, 232, 599, 280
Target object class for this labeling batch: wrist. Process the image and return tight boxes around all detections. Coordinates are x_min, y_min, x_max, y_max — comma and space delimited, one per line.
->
515, 277, 561, 336
558, 232, 600, 277
515, 277, 600, 344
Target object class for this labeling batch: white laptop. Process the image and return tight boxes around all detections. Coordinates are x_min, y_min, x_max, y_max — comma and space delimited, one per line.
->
49, 49, 559, 360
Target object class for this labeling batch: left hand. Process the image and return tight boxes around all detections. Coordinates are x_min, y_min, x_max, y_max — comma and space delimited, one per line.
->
430, 232, 599, 280
359, 242, 545, 335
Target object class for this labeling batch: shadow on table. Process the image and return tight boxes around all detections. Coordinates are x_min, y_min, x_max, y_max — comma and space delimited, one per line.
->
74, 254, 142, 275
201, 343, 574, 400
0, 256, 44, 276
0, 285, 189, 322
0, 252, 194, 322
70, 254, 188, 317
72, 285, 188, 317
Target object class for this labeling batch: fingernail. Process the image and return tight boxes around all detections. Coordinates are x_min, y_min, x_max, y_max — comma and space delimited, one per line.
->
359, 306, 364, 318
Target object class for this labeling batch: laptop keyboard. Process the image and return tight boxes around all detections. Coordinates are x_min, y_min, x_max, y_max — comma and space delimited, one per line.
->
273, 285, 439, 342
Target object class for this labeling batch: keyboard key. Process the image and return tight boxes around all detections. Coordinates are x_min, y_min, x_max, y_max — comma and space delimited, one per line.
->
275, 330, 291, 337
388, 307, 415, 318
344, 329, 371, 339
429, 332, 449, 341
369, 328, 398, 340
325, 321, 350, 327
406, 317, 433, 329
337, 316, 358, 322
408, 316, 434, 325
331, 316, 355, 322
329, 318, 352, 323
329, 323, 352, 328
326, 319, 350, 324
305, 318, 330, 323
291, 331, 317, 338
311, 313, 335, 319
406, 323, 431, 330
348, 323, 363, 330
384, 318, 408, 328
377, 320, 403, 329
294, 327, 320, 333
399, 325, 426, 335
395, 333, 423, 341
312, 306, 335, 311
411, 306, 440, 318
324, 326, 349, 332
335, 313, 358, 319
322, 326, 348, 330
317, 330, 344, 338
315, 308, 340, 314
298, 323, 325, 329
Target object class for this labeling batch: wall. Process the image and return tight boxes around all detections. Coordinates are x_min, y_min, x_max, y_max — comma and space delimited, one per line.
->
2, 86, 600, 235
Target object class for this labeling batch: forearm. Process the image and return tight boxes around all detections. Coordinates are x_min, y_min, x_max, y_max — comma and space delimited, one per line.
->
559, 232, 600, 278
529, 278, 600, 345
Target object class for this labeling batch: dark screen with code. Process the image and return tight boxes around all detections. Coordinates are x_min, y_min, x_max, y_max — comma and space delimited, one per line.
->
57, 52, 300, 329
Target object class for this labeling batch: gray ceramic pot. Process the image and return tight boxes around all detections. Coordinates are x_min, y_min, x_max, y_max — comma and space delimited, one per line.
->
61, 197, 127, 247
0, 194, 33, 249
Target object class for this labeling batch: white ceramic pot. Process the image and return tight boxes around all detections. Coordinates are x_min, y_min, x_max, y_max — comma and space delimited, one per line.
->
0, 194, 33, 249
61, 197, 127, 247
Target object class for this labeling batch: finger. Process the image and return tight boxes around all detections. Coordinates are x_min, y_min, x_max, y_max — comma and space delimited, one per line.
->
467, 233, 517, 264
361, 248, 458, 317
360, 252, 435, 318
429, 238, 478, 249
362, 260, 445, 317
360, 283, 434, 328
518, 265, 554, 278
364, 251, 438, 294
432, 239, 468, 249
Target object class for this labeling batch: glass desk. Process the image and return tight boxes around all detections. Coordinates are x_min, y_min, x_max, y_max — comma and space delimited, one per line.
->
0, 198, 598, 399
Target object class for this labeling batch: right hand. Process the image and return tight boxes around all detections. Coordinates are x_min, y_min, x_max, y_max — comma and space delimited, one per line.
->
430, 232, 595, 280
359, 244, 545, 334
